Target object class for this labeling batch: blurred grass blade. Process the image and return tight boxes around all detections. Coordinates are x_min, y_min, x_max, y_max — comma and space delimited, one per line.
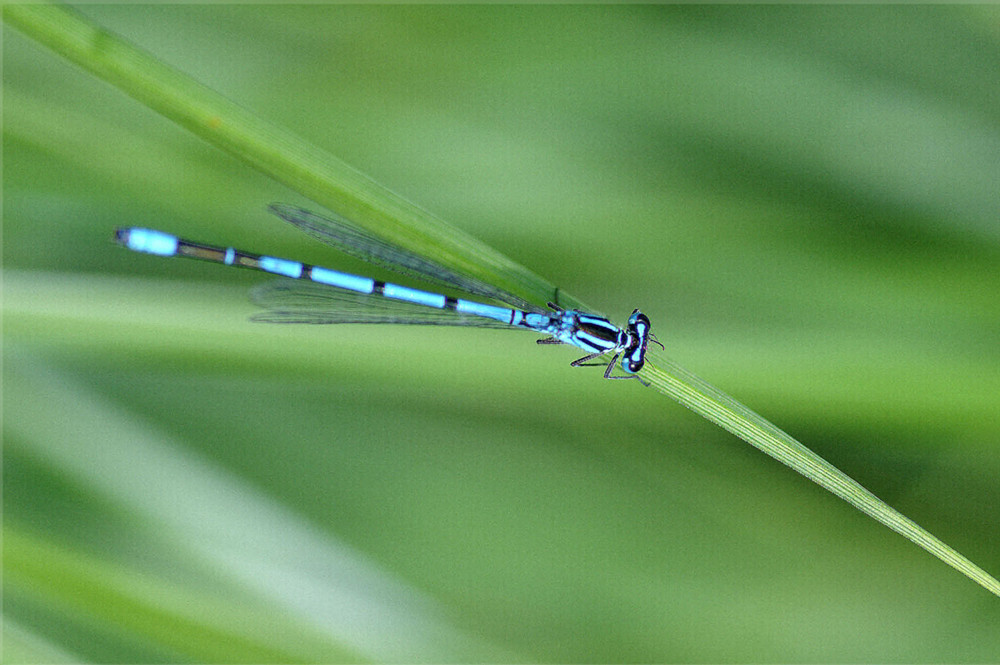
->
2, 617, 82, 664
4, 346, 507, 662
5, 527, 357, 663
6, 3, 998, 600
2, 3, 573, 311
644, 356, 1000, 597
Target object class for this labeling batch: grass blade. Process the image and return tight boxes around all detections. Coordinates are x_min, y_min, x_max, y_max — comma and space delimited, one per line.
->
6, 3, 997, 601
644, 356, 1000, 597
3, 3, 572, 311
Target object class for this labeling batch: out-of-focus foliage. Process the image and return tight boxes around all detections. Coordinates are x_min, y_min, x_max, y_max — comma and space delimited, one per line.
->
4, 6, 999, 662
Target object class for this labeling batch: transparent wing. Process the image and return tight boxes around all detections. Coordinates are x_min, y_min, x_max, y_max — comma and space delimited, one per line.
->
269, 203, 541, 312
250, 280, 523, 329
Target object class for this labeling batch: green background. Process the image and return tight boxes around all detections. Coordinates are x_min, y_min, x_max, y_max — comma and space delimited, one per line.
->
4, 5, 999, 662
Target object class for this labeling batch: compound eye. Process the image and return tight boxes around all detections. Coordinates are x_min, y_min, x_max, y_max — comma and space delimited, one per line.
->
628, 310, 650, 329
622, 344, 646, 374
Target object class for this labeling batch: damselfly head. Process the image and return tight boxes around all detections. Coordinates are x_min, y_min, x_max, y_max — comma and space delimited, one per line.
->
621, 309, 653, 373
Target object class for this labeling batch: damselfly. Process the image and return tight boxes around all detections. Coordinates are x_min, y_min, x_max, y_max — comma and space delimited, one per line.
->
115, 205, 661, 383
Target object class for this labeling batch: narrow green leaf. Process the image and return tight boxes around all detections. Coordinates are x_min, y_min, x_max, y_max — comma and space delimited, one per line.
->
3, 3, 574, 311
5, 527, 359, 663
6, 3, 997, 601
643, 356, 1000, 597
